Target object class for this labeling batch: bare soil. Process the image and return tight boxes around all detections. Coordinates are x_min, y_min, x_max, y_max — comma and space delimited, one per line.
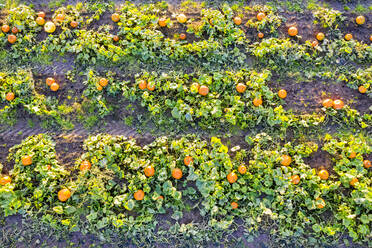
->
276, 79, 372, 114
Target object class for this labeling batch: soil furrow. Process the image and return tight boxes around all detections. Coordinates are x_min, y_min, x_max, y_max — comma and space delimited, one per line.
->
0, 121, 153, 141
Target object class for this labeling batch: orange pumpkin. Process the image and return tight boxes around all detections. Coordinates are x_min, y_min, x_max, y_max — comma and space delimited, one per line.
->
278, 89, 287, 99
99, 78, 108, 87
22, 155, 32, 166
236, 83, 246, 93
37, 11, 46, 18
58, 188, 71, 202
134, 190, 144, 200
0, 176, 11, 186
363, 160, 371, 169
158, 18, 167, 27
318, 169, 329, 180
70, 21, 78, 28
80, 160, 91, 171
6, 92, 15, 101
312, 40, 319, 47
144, 166, 155, 177
1, 24, 10, 33
291, 175, 300, 184
179, 33, 186, 40
281, 155, 291, 166
113, 35, 119, 42
50, 82, 60, 92
288, 26, 298, 36
322, 99, 333, 108
147, 83, 155, 91
348, 152, 356, 159
344, 33, 352, 41
227, 172, 238, 183
139, 80, 147, 90
36, 17, 45, 26
199, 85, 209, 96
172, 168, 183, 179
238, 165, 247, 174
46, 77, 55, 86
184, 156, 193, 166
112, 13, 120, 22
333, 100, 344, 110
7, 34, 16, 44
350, 178, 358, 187
11, 27, 19, 34
316, 32, 325, 41
233, 16, 242, 25
257, 12, 266, 21
55, 14, 65, 22
253, 98, 262, 107
355, 16, 365, 25
358, 86, 367, 94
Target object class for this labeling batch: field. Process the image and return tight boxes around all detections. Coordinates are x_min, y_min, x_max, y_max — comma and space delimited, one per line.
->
0, 0, 371, 247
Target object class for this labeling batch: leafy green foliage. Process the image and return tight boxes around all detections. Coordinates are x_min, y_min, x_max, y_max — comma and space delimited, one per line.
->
0, 133, 370, 244
313, 5, 343, 29
0, 1, 371, 245
0, 70, 73, 128
244, 5, 283, 33
1, 134, 69, 217
322, 133, 372, 241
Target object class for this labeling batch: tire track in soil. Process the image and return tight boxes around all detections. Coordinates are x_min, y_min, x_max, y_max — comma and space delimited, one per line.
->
0, 120, 154, 144
0, 120, 155, 172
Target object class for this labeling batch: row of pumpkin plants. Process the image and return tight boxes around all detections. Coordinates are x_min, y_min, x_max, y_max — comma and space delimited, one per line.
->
1, 68, 371, 130
0, 4, 371, 90
0, 70, 74, 128
0, 132, 371, 243
83, 68, 371, 129
2, 2, 371, 49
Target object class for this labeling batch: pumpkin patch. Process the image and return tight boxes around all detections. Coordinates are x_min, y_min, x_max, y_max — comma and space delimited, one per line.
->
0, 1, 371, 247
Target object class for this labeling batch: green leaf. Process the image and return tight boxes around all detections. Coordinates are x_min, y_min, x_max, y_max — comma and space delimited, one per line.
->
87, 211, 98, 222
124, 199, 135, 211
358, 224, 369, 235
360, 214, 369, 224
312, 224, 321, 232
64, 205, 76, 215
53, 206, 64, 215
171, 107, 180, 119
171, 210, 183, 220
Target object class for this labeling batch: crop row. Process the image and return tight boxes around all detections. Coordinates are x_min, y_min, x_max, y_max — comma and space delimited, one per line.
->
0, 132, 370, 244
0, 4, 371, 85
1, 68, 371, 130
84, 68, 371, 129
0, 70, 74, 128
